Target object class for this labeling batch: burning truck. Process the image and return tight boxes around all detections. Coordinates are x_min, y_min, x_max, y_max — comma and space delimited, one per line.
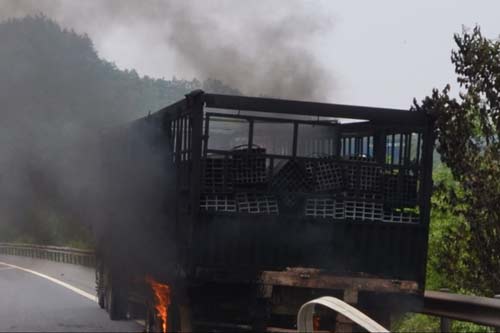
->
95, 90, 434, 332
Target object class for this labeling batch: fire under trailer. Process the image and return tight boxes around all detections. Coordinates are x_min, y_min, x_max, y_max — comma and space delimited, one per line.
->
95, 90, 435, 332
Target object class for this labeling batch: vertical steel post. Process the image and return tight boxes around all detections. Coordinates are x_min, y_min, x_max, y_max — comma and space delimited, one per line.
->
336, 288, 359, 333
292, 122, 299, 157
439, 288, 452, 332
419, 116, 436, 287
248, 119, 254, 150
495, 295, 500, 333
440, 317, 451, 333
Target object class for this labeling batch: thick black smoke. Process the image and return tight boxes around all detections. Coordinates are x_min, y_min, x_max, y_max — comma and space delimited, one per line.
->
0, 15, 179, 245
0, 1, 335, 272
0, 0, 334, 100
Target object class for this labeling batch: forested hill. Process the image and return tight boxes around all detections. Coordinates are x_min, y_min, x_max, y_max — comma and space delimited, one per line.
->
0, 15, 236, 126
0, 15, 236, 246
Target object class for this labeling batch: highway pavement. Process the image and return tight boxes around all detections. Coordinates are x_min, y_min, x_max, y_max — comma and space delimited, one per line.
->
0, 254, 143, 332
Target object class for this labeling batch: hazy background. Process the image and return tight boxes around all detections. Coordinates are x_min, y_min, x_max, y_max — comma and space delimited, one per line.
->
0, 0, 334, 101
2, 0, 500, 107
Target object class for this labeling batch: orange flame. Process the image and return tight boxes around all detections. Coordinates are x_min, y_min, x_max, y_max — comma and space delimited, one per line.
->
145, 276, 171, 333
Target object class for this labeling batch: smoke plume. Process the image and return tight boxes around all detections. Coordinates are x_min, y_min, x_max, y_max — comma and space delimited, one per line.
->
0, 0, 335, 267
0, 0, 334, 100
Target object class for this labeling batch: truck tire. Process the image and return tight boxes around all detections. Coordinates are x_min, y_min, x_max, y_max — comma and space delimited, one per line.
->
98, 290, 105, 309
95, 261, 106, 309
107, 283, 128, 320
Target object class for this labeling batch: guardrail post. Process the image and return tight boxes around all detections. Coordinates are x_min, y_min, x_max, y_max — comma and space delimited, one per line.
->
494, 295, 500, 333
441, 316, 451, 332
440, 288, 452, 332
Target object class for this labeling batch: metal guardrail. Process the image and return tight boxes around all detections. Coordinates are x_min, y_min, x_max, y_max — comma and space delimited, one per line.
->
419, 290, 500, 330
0, 242, 95, 267
295, 291, 500, 332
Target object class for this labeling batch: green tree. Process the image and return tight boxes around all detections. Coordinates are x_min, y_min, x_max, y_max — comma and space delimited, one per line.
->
413, 26, 500, 294
394, 164, 494, 332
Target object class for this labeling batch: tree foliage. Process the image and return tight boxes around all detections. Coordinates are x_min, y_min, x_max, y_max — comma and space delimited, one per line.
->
413, 26, 500, 293
394, 164, 495, 332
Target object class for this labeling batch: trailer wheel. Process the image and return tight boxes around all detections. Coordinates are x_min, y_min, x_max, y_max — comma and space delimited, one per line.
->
107, 283, 128, 320
95, 260, 106, 309
98, 290, 105, 309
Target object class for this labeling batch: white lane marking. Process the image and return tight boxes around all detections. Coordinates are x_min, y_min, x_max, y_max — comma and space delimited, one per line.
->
135, 319, 146, 327
0, 260, 146, 328
0, 260, 98, 302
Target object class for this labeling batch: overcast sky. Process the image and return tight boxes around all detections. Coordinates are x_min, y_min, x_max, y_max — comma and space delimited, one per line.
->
326, 0, 500, 108
2, 0, 500, 109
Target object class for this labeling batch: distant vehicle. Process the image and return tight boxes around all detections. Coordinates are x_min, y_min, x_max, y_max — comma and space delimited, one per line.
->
95, 90, 434, 332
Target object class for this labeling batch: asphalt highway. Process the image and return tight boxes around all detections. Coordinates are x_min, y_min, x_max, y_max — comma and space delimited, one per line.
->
0, 255, 143, 332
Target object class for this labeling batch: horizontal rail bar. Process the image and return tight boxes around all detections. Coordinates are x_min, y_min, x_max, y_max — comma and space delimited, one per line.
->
206, 112, 339, 126
0, 242, 93, 254
150, 98, 188, 121
419, 290, 500, 328
204, 93, 428, 126
205, 148, 421, 171
339, 121, 426, 134
0, 243, 95, 267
